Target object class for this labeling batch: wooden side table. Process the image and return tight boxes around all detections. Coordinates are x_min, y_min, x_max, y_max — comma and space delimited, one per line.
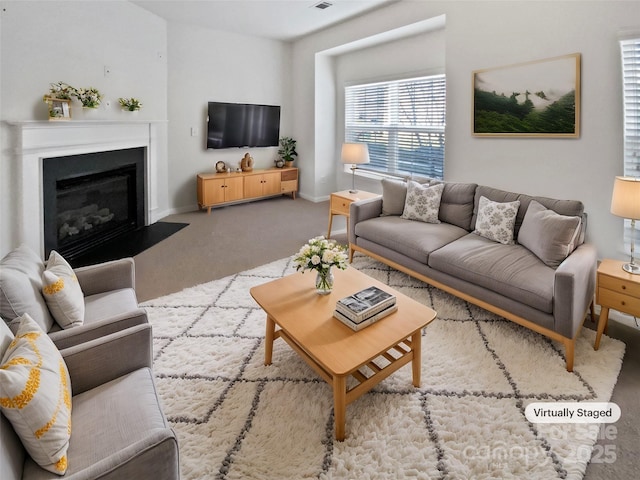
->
595, 258, 640, 349
327, 190, 380, 239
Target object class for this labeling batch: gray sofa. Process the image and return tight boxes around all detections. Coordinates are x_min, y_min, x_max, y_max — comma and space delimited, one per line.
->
349, 178, 597, 371
0, 321, 180, 479
0, 245, 148, 350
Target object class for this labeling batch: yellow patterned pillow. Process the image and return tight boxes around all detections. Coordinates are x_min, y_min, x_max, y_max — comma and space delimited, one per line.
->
0, 313, 72, 475
42, 250, 85, 329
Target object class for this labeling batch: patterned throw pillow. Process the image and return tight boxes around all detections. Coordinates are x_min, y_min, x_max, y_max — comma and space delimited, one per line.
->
0, 313, 72, 475
473, 196, 520, 245
401, 181, 444, 223
42, 251, 85, 329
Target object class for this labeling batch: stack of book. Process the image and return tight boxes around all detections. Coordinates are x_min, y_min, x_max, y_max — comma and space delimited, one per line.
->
334, 286, 397, 331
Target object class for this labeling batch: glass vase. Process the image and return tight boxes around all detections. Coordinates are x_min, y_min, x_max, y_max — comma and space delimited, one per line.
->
315, 268, 334, 295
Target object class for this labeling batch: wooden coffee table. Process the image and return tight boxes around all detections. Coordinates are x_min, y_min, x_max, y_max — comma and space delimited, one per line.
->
250, 266, 437, 440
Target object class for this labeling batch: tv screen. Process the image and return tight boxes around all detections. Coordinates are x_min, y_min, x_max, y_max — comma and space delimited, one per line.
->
207, 102, 281, 149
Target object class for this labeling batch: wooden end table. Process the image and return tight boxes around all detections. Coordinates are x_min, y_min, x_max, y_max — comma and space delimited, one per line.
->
327, 190, 380, 239
250, 266, 437, 440
595, 258, 640, 350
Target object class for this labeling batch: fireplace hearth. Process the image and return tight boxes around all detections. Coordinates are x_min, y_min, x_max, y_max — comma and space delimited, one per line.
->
42, 148, 145, 260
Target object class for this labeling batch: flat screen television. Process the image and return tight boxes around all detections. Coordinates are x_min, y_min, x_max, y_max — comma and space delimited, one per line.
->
207, 102, 281, 149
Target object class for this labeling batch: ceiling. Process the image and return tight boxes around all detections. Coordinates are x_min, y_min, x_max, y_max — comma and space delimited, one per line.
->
131, 0, 398, 41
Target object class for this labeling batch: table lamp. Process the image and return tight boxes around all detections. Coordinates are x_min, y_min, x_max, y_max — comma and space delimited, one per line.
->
341, 143, 370, 193
610, 176, 640, 274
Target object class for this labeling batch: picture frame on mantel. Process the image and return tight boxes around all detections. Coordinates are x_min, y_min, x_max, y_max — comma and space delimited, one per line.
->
44, 97, 71, 121
472, 53, 581, 138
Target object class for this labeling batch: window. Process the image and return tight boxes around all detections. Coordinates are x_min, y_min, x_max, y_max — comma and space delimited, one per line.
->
621, 37, 640, 176
620, 37, 640, 245
345, 74, 446, 179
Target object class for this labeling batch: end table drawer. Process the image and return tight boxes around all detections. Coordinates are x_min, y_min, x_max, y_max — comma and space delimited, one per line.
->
331, 196, 351, 215
598, 288, 640, 316
598, 274, 640, 297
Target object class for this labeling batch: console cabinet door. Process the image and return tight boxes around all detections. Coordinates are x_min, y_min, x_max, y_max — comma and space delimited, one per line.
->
201, 177, 226, 205
224, 176, 244, 202
244, 173, 281, 198
261, 171, 281, 196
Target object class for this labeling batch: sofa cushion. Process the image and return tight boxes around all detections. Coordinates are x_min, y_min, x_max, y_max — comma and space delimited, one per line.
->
471, 185, 585, 239
42, 251, 85, 329
22, 367, 171, 478
355, 216, 469, 264
437, 181, 478, 230
84, 288, 140, 323
381, 178, 407, 216
518, 200, 582, 268
0, 313, 72, 475
0, 245, 55, 333
401, 181, 444, 223
473, 196, 520, 245
428, 233, 555, 313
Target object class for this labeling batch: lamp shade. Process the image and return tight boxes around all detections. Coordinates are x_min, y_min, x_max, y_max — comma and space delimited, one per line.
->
611, 176, 640, 220
341, 143, 370, 165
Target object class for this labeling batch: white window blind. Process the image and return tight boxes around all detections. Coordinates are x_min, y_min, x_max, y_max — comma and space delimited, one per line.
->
620, 37, 640, 246
621, 38, 640, 176
345, 74, 446, 179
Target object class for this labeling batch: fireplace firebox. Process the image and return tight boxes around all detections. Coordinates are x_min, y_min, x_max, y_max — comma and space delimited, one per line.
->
42, 148, 145, 260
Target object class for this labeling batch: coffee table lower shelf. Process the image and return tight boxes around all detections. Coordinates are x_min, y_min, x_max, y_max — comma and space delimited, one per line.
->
264, 316, 423, 441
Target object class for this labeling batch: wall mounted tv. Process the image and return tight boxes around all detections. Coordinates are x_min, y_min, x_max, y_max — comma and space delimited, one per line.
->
207, 102, 281, 149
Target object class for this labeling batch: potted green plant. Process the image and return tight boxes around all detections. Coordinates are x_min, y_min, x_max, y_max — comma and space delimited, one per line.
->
278, 137, 298, 167
72, 87, 103, 109
118, 97, 143, 112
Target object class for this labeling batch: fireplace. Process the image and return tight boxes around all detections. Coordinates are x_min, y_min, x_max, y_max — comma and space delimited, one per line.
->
42, 148, 145, 260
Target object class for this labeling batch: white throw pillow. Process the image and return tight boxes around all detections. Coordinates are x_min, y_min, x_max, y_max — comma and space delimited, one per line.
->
473, 196, 520, 245
42, 251, 85, 329
401, 181, 444, 224
0, 313, 72, 475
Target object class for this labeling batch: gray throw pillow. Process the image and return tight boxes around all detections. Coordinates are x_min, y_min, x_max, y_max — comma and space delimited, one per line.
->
518, 200, 582, 268
473, 196, 520, 245
380, 178, 407, 216
401, 181, 444, 224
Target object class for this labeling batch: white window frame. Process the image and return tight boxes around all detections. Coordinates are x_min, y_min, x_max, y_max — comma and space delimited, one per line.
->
620, 36, 640, 246
345, 74, 446, 180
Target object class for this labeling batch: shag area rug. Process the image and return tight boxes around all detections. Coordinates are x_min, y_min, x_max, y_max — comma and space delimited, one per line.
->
142, 255, 625, 480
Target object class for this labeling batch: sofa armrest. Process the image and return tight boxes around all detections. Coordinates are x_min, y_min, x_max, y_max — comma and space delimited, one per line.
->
74, 257, 136, 296
553, 243, 597, 339
349, 197, 383, 244
49, 308, 149, 350
60, 323, 153, 396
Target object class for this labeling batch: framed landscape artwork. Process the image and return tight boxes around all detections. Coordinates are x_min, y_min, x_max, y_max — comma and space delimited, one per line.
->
472, 53, 581, 137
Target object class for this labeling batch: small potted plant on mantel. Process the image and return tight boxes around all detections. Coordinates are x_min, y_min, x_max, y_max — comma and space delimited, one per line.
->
278, 137, 298, 167
118, 97, 143, 112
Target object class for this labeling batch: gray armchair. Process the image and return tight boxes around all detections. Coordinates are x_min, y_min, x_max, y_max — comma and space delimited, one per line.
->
0, 245, 148, 350
0, 322, 180, 480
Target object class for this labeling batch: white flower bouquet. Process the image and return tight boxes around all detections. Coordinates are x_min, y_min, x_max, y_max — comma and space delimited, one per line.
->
73, 87, 103, 108
294, 236, 348, 273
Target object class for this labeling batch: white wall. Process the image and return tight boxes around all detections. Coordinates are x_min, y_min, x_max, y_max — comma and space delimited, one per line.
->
166, 22, 291, 211
0, 0, 168, 256
291, 0, 640, 261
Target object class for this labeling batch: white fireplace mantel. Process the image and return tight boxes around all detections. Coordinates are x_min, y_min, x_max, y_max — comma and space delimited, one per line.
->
6, 120, 162, 256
